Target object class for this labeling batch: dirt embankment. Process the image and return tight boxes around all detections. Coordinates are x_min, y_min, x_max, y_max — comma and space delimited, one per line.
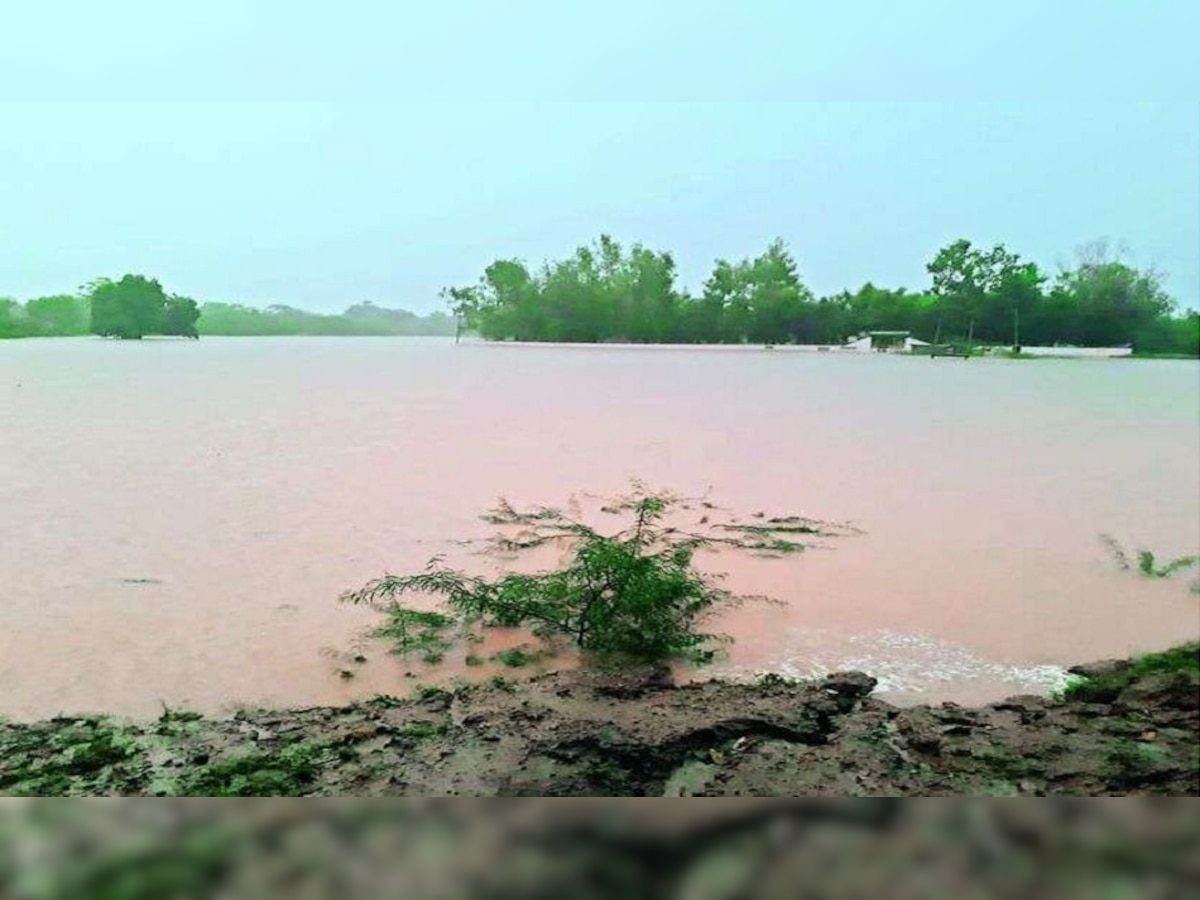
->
2, 647, 1197, 796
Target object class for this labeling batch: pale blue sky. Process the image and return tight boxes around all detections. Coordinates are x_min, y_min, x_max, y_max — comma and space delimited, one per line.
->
1, 1, 1197, 311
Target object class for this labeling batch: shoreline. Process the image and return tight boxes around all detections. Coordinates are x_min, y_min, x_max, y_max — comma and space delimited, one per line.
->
4, 644, 1195, 797
4, 334, 1196, 359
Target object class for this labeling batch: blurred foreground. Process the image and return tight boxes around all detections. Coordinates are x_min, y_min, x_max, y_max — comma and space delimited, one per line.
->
2, 798, 1198, 899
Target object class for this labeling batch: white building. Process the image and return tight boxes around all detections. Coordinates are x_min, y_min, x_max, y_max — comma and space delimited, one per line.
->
844, 331, 930, 353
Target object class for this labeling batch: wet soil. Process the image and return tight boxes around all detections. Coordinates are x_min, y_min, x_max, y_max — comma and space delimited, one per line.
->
2, 649, 1196, 797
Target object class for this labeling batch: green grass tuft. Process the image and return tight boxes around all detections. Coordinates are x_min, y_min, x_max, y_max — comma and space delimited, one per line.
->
1061, 642, 1199, 701
490, 645, 552, 668
174, 742, 323, 797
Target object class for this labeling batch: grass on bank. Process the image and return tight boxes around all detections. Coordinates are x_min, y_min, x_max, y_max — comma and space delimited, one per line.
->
1059, 642, 1199, 702
175, 742, 325, 797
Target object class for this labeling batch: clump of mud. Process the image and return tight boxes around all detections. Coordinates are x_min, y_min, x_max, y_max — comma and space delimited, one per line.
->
2, 647, 1197, 797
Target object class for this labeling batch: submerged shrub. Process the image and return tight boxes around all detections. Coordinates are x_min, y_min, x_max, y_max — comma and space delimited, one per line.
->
341, 484, 852, 667
1101, 535, 1199, 582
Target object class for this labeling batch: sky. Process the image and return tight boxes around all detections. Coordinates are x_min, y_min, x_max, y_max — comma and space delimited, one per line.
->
1, 1, 1197, 313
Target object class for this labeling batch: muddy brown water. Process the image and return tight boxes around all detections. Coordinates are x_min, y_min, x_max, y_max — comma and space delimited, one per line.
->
2, 337, 1197, 719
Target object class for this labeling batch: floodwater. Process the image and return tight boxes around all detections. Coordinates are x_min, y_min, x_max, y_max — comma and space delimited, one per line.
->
2, 337, 1197, 719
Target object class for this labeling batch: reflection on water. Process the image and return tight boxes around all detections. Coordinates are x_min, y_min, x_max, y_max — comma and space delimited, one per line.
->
1, 337, 1197, 718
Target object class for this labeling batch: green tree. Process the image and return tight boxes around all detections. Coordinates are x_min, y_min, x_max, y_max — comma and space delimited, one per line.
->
25, 294, 90, 335
163, 295, 200, 338
992, 260, 1046, 347
446, 236, 684, 343
700, 258, 750, 342
435, 233, 1192, 354
0, 298, 35, 338
450, 259, 541, 340
1051, 242, 1174, 348
197, 301, 454, 336
621, 243, 681, 342
88, 275, 168, 339
743, 239, 812, 344
1139, 311, 1200, 356
810, 297, 853, 344
831, 284, 939, 342
926, 239, 1045, 344
539, 249, 605, 342
697, 240, 814, 344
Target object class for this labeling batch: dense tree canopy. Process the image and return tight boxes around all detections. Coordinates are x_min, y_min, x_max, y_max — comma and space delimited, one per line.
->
447, 235, 824, 345
1, 294, 91, 338
25, 294, 91, 335
88, 275, 182, 339
1046, 243, 1175, 348
445, 236, 1197, 355
163, 296, 201, 338
926, 240, 1047, 343
445, 237, 685, 343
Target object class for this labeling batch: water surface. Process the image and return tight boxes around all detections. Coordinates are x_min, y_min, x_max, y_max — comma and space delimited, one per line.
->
2, 337, 1197, 718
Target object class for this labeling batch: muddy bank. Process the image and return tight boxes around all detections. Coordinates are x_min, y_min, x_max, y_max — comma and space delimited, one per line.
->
2, 646, 1196, 796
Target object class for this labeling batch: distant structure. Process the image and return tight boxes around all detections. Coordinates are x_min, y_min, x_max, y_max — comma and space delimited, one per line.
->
844, 331, 930, 353
1004, 345, 1133, 358
836, 330, 1133, 358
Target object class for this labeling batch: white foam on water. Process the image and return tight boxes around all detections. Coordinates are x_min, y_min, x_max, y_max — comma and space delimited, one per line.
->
711, 628, 1075, 702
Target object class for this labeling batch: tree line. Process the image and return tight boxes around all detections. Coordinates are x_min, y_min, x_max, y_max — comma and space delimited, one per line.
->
443, 237, 1199, 355
197, 301, 454, 336
0, 277, 455, 339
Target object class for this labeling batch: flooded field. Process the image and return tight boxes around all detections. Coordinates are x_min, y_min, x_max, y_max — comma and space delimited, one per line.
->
2, 337, 1197, 719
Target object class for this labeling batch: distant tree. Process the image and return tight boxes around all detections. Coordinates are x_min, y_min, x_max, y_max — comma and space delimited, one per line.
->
163, 295, 200, 338
619, 242, 682, 342
1166, 312, 1200, 356
926, 239, 1045, 343
697, 240, 813, 344
992, 260, 1047, 346
6, 236, 1193, 353
0, 298, 36, 338
927, 240, 989, 330
1133, 310, 1200, 357
831, 284, 938, 341
809, 297, 853, 344
195, 302, 274, 335
25, 294, 90, 335
678, 273, 727, 343
1050, 241, 1175, 348
343, 301, 414, 327
445, 237, 684, 343
698, 258, 745, 342
88, 275, 168, 339
196, 300, 455, 337
445, 259, 541, 340
742, 239, 812, 344
441, 285, 483, 341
